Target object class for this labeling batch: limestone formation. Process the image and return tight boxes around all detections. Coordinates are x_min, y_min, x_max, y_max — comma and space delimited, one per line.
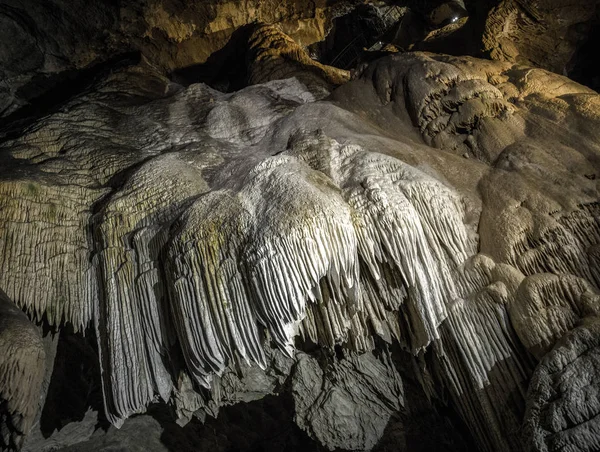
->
246, 24, 350, 98
524, 319, 600, 452
0, 21, 599, 452
0, 292, 46, 451
292, 351, 404, 451
482, 0, 598, 75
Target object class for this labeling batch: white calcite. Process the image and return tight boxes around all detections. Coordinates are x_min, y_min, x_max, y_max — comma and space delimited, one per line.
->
0, 50, 599, 452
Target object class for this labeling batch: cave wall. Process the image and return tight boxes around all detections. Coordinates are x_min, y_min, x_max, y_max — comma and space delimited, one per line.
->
0, 0, 358, 118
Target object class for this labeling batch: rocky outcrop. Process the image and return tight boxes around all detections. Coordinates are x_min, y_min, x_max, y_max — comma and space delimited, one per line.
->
246, 24, 350, 98
292, 349, 404, 450
367, 0, 600, 92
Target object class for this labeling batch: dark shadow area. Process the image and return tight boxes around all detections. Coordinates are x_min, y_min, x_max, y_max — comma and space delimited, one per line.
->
153, 393, 327, 452
409, 0, 494, 57
567, 15, 600, 92
309, 4, 403, 69
373, 342, 480, 452
170, 25, 254, 93
40, 327, 107, 437
0, 52, 141, 140
308, 1, 487, 71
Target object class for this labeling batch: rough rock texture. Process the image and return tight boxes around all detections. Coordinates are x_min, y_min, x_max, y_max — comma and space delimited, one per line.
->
246, 24, 350, 98
511, 274, 600, 359
0, 292, 46, 451
292, 351, 403, 450
0, 0, 357, 118
4, 0, 599, 122
382, 0, 600, 91
24, 410, 99, 452
0, 22, 599, 452
524, 319, 600, 452
482, 0, 600, 77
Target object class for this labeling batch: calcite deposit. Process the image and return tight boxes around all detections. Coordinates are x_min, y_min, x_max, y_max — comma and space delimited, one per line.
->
0, 12, 599, 452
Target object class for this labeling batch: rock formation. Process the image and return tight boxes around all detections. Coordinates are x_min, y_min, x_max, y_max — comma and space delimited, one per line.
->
0, 292, 46, 451
482, 0, 598, 75
525, 318, 600, 452
246, 24, 350, 98
0, 0, 357, 118
0, 6, 599, 452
